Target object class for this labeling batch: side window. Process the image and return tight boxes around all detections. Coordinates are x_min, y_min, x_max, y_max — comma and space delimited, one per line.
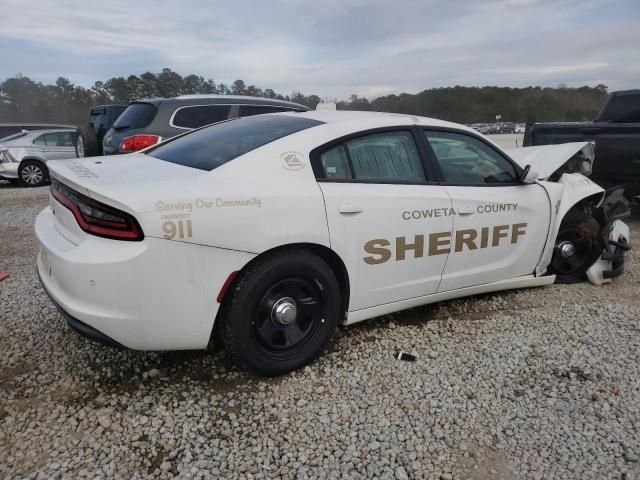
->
59, 132, 75, 146
425, 131, 519, 184
42, 133, 60, 147
45, 132, 74, 147
238, 105, 289, 117
33, 135, 46, 146
319, 144, 351, 179
318, 131, 425, 182
172, 105, 231, 129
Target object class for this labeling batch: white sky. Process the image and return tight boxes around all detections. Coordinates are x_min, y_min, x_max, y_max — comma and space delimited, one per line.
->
0, 0, 638, 99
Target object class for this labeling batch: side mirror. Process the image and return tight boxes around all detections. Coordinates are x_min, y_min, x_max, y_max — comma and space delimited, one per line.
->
519, 164, 539, 184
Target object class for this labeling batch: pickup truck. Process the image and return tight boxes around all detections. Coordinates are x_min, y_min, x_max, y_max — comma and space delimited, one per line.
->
524, 89, 640, 198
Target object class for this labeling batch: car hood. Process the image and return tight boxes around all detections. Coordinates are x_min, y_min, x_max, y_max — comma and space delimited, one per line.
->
504, 141, 595, 180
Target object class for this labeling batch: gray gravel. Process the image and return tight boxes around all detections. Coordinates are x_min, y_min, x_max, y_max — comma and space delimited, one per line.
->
1, 180, 639, 480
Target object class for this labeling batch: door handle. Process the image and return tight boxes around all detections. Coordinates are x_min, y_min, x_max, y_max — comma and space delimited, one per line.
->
338, 205, 363, 214
457, 205, 475, 215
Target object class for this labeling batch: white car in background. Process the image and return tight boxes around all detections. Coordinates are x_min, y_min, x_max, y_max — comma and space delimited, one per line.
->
35, 111, 631, 376
0, 129, 76, 187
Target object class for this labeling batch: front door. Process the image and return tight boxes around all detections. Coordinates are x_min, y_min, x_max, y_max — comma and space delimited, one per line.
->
315, 129, 453, 311
422, 129, 551, 292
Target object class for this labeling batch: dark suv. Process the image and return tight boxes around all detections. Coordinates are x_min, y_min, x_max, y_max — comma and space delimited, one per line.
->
101, 95, 311, 155
75, 104, 127, 157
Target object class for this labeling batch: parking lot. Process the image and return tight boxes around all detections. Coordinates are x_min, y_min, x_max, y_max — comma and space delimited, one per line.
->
1, 181, 639, 480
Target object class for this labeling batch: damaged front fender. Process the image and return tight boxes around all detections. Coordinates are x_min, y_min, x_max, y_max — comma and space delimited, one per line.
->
537, 176, 631, 285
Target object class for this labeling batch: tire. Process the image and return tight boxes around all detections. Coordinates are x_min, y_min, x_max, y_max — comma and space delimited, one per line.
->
550, 210, 604, 283
18, 160, 49, 187
222, 250, 340, 376
75, 125, 99, 157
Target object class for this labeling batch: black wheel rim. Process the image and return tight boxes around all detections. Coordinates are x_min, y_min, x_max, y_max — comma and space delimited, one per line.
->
252, 277, 324, 359
551, 224, 598, 275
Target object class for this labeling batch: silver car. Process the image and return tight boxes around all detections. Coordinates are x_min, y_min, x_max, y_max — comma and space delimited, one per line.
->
0, 129, 76, 187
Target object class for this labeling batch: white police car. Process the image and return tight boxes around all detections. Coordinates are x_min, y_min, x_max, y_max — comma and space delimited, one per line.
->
36, 111, 631, 376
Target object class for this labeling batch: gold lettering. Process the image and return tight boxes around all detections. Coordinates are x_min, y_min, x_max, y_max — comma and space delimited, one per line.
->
429, 232, 451, 256
480, 227, 489, 248
492, 225, 509, 247
363, 239, 392, 265
511, 222, 527, 244
455, 229, 478, 252
396, 235, 424, 260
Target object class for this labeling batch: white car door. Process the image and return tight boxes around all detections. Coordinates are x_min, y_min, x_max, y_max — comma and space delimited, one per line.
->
314, 129, 453, 311
422, 129, 551, 292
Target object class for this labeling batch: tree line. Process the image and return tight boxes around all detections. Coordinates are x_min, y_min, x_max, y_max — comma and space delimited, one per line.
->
0, 68, 609, 126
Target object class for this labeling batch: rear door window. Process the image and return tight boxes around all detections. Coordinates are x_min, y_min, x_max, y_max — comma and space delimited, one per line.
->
317, 131, 425, 183
238, 105, 291, 117
171, 105, 231, 129
112, 103, 158, 130
40, 132, 74, 147
148, 115, 323, 171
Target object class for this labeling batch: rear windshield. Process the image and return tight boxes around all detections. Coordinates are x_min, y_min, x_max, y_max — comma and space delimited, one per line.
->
148, 115, 323, 171
0, 131, 28, 142
597, 93, 640, 123
112, 102, 158, 130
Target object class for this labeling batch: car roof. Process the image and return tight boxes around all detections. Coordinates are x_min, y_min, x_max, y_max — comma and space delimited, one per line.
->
135, 94, 310, 110
3, 129, 75, 140
24, 129, 76, 135
274, 110, 477, 134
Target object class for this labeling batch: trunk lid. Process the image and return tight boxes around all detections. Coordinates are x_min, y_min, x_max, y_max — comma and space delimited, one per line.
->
46, 153, 204, 214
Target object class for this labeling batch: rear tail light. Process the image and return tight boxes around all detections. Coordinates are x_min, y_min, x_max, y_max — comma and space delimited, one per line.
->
50, 180, 144, 241
119, 134, 161, 153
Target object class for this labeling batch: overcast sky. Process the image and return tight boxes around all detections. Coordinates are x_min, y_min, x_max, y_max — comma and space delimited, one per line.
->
0, 0, 638, 99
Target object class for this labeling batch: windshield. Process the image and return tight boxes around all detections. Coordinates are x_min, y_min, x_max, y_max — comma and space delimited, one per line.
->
148, 115, 323, 171
112, 102, 158, 130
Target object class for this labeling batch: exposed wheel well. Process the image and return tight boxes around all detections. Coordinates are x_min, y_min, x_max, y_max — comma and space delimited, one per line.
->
562, 192, 606, 226
218, 243, 350, 322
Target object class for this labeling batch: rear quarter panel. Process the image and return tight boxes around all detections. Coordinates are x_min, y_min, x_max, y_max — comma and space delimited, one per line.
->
133, 129, 335, 254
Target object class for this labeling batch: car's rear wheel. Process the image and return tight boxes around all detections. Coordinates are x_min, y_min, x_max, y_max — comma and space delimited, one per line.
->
18, 160, 48, 187
222, 250, 340, 376
550, 211, 604, 283
75, 125, 99, 157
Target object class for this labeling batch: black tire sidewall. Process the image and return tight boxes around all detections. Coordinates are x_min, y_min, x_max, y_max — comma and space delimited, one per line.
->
224, 251, 340, 376
18, 160, 48, 187
75, 125, 99, 157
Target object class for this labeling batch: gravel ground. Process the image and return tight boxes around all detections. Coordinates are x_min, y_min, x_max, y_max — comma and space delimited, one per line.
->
1, 180, 639, 480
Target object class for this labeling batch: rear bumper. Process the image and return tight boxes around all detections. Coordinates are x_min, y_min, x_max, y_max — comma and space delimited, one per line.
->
38, 267, 126, 349
35, 206, 255, 350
